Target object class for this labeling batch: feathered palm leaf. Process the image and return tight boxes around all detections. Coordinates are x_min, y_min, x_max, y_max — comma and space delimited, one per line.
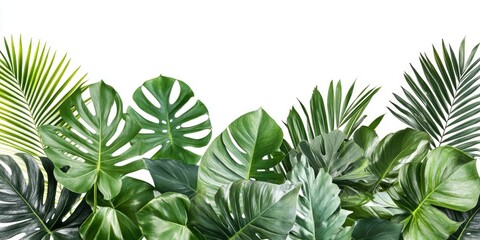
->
0, 36, 87, 156
389, 39, 480, 157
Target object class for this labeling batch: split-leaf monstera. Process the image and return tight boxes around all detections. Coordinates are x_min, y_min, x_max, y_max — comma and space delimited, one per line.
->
39, 81, 144, 202
0, 154, 91, 240
128, 75, 211, 164
197, 109, 285, 200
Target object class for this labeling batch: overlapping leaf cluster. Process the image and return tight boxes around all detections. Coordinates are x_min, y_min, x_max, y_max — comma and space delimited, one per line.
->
1, 36, 480, 240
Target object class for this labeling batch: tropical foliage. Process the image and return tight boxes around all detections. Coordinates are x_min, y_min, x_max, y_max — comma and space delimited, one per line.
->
1, 37, 480, 240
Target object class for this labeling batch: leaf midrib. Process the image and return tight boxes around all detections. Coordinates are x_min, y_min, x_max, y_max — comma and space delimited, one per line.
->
4, 175, 52, 236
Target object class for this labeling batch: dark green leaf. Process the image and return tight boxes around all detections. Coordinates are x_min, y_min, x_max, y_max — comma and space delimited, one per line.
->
128, 75, 211, 164
79, 207, 142, 240
352, 218, 402, 240
448, 202, 480, 239
146, 158, 198, 198
0, 154, 90, 240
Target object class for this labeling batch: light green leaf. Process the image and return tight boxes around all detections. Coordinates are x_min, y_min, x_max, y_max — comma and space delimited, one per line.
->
389, 146, 480, 239
137, 193, 199, 240
145, 158, 198, 198
128, 75, 211, 164
190, 180, 299, 240
197, 109, 284, 200
39, 81, 144, 200
0, 36, 86, 157
288, 159, 352, 240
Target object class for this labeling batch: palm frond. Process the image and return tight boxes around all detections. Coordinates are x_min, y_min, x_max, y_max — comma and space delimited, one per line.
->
0, 36, 87, 156
389, 39, 480, 157
286, 80, 379, 147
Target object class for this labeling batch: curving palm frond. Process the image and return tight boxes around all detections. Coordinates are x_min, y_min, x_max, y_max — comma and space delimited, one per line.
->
0, 36, 87, 157
286, 80, 379, 147
389, 39, 480, 157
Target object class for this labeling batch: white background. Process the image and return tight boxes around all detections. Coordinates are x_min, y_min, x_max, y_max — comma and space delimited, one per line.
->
2, 0, 480, 138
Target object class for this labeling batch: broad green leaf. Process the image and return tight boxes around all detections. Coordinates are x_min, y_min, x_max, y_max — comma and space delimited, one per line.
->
348, 192, 406, 220
190, 180, 300, 240
389, 39, 480, 156
39, 81, 144, 200
86, 177, 154, 223
368, 128, 430, 191
286, 81, 379, 146
146, 158, 198, 198
0, 36, 86, 157
389, 146, 480, 239
448, 202, 480, 239
0, 154, 91, 240
137, 193, 198, 240
296, 130, 370, 184
288, 159, 352, 240
128, 75, 211, 164
80, 207, 142, 240
197, 109, 284, 200
353, 126, 378, 160
352, 218, 402, 240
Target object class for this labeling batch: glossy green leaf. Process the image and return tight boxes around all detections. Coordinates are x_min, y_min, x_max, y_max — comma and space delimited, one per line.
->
190, 180, 299, 240
197, 109, 284, 200
448, 202, 480, 239
128, 75, 211, 164
79, 207, 142, 240
390, 39, 480, 156
368, 129, 430, 191
137, 193, 199, 240
286, 81, 379, 146
389, 147, 480, 239
86, 177, 154, 223
288, 159, 352, 240
295, 130, 370, 184
352, 218, 402, 240
347, 192, 406, 220
0, 154, 91, 240
146, 158, 198, 198
0, 36, 86, 157
39, 81, 144, 200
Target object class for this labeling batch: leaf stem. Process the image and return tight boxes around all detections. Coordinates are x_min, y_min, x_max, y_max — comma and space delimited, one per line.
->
93, 182, 97, 213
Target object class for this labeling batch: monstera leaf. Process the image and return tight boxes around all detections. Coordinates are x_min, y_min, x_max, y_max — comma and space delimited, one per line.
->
389, 147, 480, 239
81, 177, 154, 240
39, 81, 144, 201
128, 75, 211, 164
137, 193, 199, 240
367, 128, 430, 191
295, 130, 370, 184
286, 80, 379, 147
197, 109, 284, 200
190, 180, 300, 240
389, 39, 480, 157
146, 158, 198, 198
0, 36, 86, 157
0, 154, 91, 240
287, 159, 352, 240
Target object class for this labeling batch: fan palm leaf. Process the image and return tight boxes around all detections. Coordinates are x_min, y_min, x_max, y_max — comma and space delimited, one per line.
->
389, 39, 480, 156
0, 36, 87, 156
